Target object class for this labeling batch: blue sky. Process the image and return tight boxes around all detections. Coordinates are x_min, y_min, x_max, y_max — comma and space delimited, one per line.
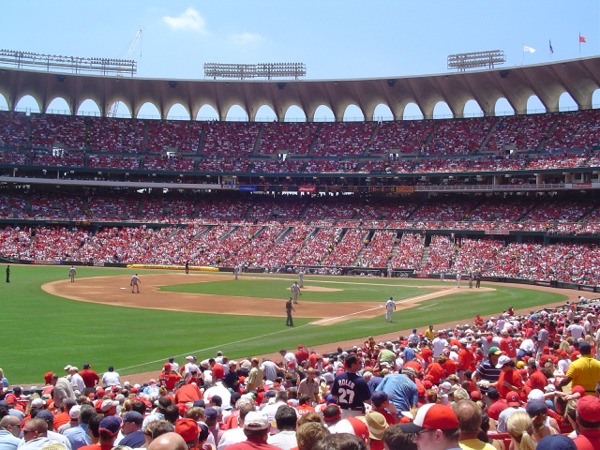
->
2, 1, 599, 118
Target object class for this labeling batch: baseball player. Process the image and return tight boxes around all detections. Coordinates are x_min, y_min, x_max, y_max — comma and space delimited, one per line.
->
69, 265, 77, 283
290, 281, 301, 304
130, 274, 141, 293
385, 296, 397, 322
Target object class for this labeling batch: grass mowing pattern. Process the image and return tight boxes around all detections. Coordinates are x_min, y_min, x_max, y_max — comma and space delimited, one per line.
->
161, 276, 426, 302
1, 266, 566, 384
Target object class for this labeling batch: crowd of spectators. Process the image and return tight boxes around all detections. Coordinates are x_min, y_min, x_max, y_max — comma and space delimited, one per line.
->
4, 217, 600, 285
4, 189, 600, 283
1, 292, 599, 450
0, 110, 598, 177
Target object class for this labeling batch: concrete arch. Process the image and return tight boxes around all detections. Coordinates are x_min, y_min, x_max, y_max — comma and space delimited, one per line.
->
0, 57, 597, 121
76, 99, 101, 116
46, 97, 71, 114
166, 103, 191, 120
196, 104, 219, 121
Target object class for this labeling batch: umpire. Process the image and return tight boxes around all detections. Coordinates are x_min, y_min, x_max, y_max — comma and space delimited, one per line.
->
286, 297, 295, 327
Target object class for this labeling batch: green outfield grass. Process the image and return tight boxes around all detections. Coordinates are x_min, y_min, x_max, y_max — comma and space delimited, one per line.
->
1, 265, 568, 385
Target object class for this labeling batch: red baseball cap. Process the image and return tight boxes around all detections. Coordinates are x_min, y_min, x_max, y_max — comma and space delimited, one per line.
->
571, 386, 586, 397
399, 403, 459, 433
335, 417, 369, 444
577, 396, 600, 423
506, 392, 521, 407
175, 418, 199, 442
470, 391, 483, 401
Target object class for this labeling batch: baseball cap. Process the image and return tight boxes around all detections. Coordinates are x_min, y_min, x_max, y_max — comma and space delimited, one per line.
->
99, 416, 122, 437
243, 411, 270, 430
31, 398, 46, 408
439, 381, 452, 391
123, 411, 143, 425
362, 411, 389, 440
470, 391, 482, 401
535, 434, 577, 450
335, 418, 369, 444
100, 399, 119, 412
506, 392, 521, 407
399, 403, 459, 434
69, 405, 82, 420
175, 418, 199, 442
525, 400, 547, 417
205, 407, 218, 422
163, 363, 172, 371
571, 386, 586, 397
487, 388, 499, 399
488, 346, 501, 355
495, 355, 513, 368
35, 410, 54, 421
576, 395, 600, 423
192, 399, 206, 408
526, 389, 544, 402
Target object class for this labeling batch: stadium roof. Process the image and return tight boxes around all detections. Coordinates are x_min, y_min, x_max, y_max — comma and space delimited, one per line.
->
0, 56, 598, 121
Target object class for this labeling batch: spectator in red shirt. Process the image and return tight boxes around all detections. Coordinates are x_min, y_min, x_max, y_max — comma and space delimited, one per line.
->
210, 358, 224, 381
499, 330, 518, 358
494, 356, 525, 401
486, 388, 508, 421
523, 360, 548, 396
158, 363, 181, 392
457, 339, 474, 379
572, 396, 600, 450
370, 391, 397, 425
425, 357, 446, 385
295, 345, 309, 366
78, 364, 100, 391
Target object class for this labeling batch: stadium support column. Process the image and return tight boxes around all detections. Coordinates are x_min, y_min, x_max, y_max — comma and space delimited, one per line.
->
536, 173, 543, 185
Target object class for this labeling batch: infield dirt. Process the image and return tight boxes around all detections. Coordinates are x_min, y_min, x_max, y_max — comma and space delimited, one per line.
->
42, 273, 580, 385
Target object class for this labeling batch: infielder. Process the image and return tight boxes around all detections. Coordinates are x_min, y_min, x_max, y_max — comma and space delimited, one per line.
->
69, 265, 76, 283
385, 296, 397, 322
290, 281, 301, 304
130, 274, 141, 293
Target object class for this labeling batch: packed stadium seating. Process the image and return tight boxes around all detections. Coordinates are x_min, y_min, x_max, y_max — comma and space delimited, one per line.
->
0, 107, 599, 288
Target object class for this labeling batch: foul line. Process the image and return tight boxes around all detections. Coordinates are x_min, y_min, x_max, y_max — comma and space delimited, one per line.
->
117, 324, 312, 374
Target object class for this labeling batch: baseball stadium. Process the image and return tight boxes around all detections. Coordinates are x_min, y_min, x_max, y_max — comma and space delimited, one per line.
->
0, 47, 599, 391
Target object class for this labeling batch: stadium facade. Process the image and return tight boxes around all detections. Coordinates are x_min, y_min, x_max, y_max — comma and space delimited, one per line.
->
0, 57, 599, 290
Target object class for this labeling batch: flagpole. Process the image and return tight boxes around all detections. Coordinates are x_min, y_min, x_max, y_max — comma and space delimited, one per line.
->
579, 33, 581, 56
522, 43, 524, 65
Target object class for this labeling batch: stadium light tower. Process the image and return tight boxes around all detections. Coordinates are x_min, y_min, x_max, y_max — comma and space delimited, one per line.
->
204, 62, 306, 80
447, 50, 505, 71
108, 27, 144, 117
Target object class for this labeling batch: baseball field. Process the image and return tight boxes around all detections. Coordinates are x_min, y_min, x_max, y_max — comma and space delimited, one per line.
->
2, 264, 575, 385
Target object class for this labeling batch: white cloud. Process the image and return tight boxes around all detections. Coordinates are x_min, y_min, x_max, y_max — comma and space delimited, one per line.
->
163, 7, 206, 32
230, 32, 264, 45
